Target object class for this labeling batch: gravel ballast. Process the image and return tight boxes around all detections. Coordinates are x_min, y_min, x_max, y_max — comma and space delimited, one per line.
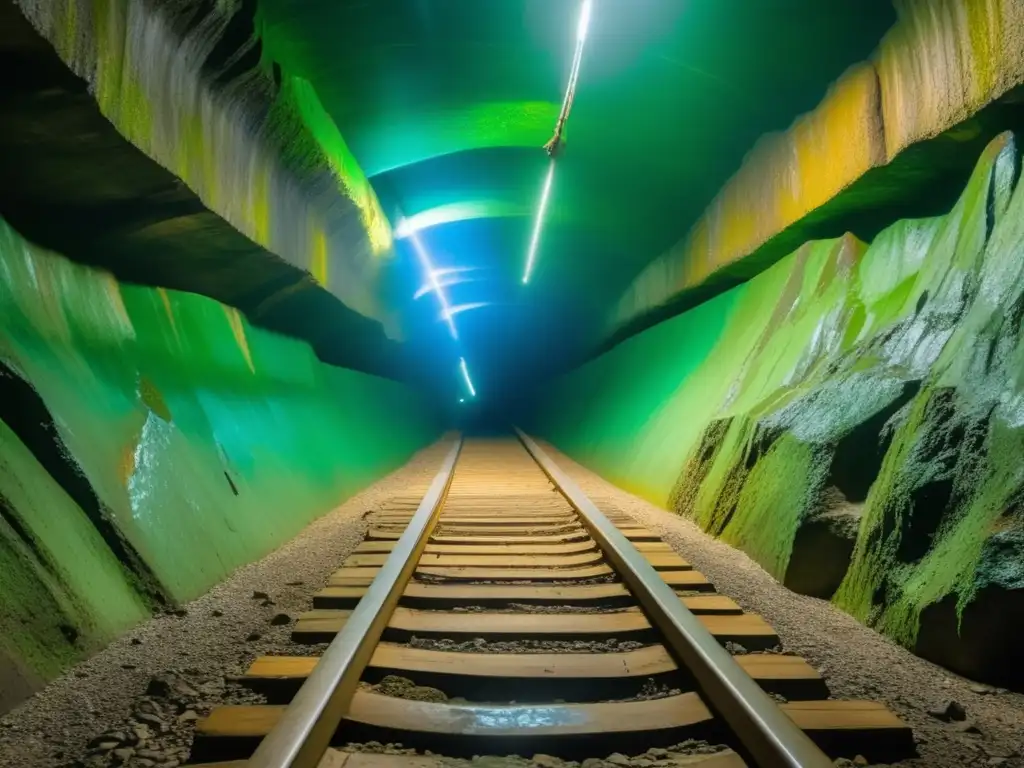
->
0, 441, 450, 768
6, 435, 1023, 768
538, 441, 1024, 768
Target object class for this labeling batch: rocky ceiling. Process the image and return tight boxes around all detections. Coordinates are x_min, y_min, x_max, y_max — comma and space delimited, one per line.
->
1, 0, 898, 397
257, 0, 896, 395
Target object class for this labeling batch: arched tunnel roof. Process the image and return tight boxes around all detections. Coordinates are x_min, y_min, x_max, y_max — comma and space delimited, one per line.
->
256, 0, 895, 395
2, 0, 898, 399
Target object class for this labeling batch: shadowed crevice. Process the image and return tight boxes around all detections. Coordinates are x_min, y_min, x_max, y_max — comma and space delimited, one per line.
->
0, 363, 168, 608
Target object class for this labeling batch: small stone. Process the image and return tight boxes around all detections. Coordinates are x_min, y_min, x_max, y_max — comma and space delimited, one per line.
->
928, 700, 967, 722
211, 609, 224, 617
955, 720, 982, 735
134, 698, 164, 717
286, 581, 304, 586
130, 638, 143, 646
724, 641, 748, 655
178, 710, 199, 723
112, 748, 135, 762
133, 725, 151, 742
252, 591, 269, 600
171, 608, 187, 617
136, 749, 163, 759
261, 599, 276, 607
122, 664, 137, 670
646, 749, 667, 759
606, 754, 630, 766
92, 741, 120, 752
532, 754, 562, 768
246, 632, 262, 642
581, 759, 602, 768
134, 713, 166, 731
136, 760, 156, 767
146, 673, 198, 699
853, 757, 869, 766
970, 683, 997, 695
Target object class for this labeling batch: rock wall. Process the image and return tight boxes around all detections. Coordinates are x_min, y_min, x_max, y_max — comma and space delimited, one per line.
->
611, 0, 1024, 338
532, 133, 1024, 688
0, 218, 438, 712
13, 0, 397, 335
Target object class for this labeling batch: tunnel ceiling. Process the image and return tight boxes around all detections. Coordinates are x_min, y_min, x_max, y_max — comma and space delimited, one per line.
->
257, 0, 896, 394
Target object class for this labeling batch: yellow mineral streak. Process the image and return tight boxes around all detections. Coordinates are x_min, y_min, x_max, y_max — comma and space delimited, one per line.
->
223, 306, 256, 373
15, 0, 393, 332
614, 0, 1024, 333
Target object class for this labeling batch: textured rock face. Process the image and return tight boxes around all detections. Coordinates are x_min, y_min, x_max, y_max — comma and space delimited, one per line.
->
535, 133, 1024, 687
0, 217, 437, 711
612, 0, 1024, 338
12, 0, 395, 334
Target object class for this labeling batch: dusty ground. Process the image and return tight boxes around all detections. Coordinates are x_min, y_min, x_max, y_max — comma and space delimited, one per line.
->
539, 442, 1024, 768
0, 441, 451, 768
4, 435, 1023, 768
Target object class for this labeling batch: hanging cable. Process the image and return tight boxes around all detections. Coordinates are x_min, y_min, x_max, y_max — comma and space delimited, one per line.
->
544, 0, 593, 158
524, 0, 593, 284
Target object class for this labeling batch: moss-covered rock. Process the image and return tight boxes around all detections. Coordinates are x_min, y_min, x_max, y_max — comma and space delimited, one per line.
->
534, 132, 1024, 687
0, 217, 437, 712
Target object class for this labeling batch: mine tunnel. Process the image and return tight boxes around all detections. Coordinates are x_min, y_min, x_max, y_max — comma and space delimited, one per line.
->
1, 1, 1024, 766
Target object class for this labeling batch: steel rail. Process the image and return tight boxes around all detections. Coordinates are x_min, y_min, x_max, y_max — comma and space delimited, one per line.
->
247, 436, 463, 768
515, 428, 833, 768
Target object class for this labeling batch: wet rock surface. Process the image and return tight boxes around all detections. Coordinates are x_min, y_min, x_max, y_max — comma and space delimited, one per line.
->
614, 135, 1024, 692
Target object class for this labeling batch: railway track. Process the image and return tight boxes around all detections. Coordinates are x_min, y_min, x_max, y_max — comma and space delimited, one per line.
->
189, 434, 913, 768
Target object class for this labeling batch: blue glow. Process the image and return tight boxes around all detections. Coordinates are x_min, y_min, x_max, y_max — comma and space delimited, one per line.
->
407, 227, 458, 339
459, 357, 477, 397
522, 160, 556, 284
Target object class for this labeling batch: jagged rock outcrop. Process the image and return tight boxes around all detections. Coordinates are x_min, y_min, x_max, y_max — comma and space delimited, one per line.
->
0, 217, 437, 711
10, 0, 396, 334
611, 0, 1024, 340
536, 133, 1024, 687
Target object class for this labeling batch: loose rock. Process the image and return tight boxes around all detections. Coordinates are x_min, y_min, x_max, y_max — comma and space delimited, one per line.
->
928, 700, 967, 722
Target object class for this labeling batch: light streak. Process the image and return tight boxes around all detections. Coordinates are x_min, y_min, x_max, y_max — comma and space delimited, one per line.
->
444, 302, 491, 319
577, 0, 593, 43
413, 274, 479, 300
522, 160, 556, 284
459, 357, 477, 397
407, 227, 458, 339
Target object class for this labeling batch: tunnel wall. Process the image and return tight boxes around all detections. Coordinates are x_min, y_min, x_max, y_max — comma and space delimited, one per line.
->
0, 218, 438, 711
13, 0, 397, 335
611, 0, 1024, 337
533, 133, 1024, 687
